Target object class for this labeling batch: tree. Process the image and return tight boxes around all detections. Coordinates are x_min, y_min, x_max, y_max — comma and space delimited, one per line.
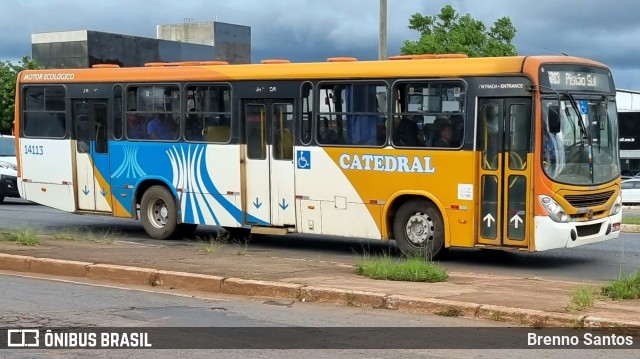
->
401, 5, 517, 57
0, 56, 41, 134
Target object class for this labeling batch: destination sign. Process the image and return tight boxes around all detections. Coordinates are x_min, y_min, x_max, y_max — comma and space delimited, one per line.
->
539, 65, 613, 93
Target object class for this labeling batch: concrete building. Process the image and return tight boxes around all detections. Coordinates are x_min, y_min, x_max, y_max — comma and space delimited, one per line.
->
156, 20, 251, 64
617, 89, 640, 175
31, 21, 251, 69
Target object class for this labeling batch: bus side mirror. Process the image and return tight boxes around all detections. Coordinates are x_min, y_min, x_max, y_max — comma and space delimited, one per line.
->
548, 106, 561, 134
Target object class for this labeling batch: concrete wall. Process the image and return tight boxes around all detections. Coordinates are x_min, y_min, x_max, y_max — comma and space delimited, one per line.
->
157, 22, 215, 46
157, 21, 251, 64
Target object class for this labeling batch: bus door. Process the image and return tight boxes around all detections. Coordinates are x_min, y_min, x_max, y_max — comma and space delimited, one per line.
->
72, 99, 112, 213
242, 99, 296, 227
477, 98, 532, 248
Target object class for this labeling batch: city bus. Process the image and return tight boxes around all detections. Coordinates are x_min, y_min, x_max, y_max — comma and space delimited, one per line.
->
14, 55, 622, 258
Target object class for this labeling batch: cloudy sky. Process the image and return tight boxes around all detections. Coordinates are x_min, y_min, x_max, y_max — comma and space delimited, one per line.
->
2, 0, 639, 89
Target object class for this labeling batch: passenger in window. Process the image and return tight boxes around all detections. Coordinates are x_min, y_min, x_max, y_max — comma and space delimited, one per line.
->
394, 115, 423, 147
185, 112, 203, 141
432, 117, 454, 148
187, 93, 196, 112
126, 112, 146, 139
449, 114, 464, 147
147, 113, 176, 140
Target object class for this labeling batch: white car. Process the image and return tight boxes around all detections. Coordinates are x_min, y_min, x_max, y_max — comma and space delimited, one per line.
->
0, 134, 19, 203
621, 179, 640, 204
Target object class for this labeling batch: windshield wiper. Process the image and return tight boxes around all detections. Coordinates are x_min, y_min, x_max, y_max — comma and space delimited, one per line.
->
566, 95, 590, 142
566, 94, 594, 181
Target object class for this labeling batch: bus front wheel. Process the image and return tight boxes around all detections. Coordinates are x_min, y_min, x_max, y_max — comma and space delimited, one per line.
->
140, 186, 178, 240
393, 199, 445, 260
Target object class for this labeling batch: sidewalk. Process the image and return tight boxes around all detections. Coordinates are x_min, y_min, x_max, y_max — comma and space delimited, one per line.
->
0, 235, 639, 330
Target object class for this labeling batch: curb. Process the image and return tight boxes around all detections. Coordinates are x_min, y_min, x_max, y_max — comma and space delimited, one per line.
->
621, 224, 640, 233
1, 253, 639, 330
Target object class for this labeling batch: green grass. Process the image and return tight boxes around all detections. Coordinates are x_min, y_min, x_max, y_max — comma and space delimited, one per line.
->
48, 226, 123, 243
196, 240, 223, 254
53, 227, 84, 241
621, 216, 640, 225
355, 256, 448, 282
234, 243, 248, 256
601, 272, 640, 300
2, 229, 41, 246
195, 232, 229, 254
567, 285, 597, 311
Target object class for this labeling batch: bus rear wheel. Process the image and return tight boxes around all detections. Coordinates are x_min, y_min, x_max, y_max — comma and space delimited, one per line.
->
393, 199, 445, 260
140, 185, 178, 240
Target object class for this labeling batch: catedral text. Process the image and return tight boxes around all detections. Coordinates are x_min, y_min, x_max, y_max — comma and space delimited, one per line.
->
339, 154, 435, 173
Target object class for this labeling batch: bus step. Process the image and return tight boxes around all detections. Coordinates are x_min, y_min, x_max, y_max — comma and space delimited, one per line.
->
250, 227, 288, 236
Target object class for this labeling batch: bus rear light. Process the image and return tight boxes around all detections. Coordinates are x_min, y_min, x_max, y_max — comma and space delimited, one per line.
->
40, 188, 46, 192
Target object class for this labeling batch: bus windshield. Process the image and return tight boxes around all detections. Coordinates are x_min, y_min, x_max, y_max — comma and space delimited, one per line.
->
541, 96, 619, 185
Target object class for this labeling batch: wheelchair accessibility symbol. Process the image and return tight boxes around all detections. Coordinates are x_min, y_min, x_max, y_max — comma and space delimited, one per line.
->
297, 150, 311, 169
578, 100, 589, 115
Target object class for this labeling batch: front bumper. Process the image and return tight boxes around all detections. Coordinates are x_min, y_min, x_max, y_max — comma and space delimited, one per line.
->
534, 212, 621, 251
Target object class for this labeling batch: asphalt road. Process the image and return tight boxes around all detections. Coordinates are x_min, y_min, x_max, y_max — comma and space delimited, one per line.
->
0, 274, 637, 359
0, 198, 638, 282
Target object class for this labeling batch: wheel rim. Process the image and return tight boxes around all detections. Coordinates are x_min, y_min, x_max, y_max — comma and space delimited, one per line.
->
147, 197, 169, 229
404, 211, 435, 246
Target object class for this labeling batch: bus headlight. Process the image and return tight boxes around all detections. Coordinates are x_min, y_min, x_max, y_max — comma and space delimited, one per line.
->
0, 161, 17, 171
610, 195, 622, 216
539, 195, 569, 223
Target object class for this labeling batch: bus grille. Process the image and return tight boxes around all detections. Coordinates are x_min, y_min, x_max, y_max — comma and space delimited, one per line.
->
563, 191, 614, 208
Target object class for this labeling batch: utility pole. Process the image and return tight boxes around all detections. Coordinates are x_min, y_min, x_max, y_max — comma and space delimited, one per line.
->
379, 0, 387, 60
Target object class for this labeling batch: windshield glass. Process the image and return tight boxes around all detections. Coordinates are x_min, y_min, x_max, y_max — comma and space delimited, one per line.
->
0, 137, 15, 156
541, 97, 619, 185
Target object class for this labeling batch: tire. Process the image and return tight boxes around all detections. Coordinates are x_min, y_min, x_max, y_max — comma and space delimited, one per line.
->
140, 185, 178, 239
175, 223, 198, 238
393, 199, 445, 259
0, 196, 4, 204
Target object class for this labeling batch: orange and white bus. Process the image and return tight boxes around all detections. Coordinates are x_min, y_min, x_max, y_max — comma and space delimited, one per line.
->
14, 55, 622, 258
